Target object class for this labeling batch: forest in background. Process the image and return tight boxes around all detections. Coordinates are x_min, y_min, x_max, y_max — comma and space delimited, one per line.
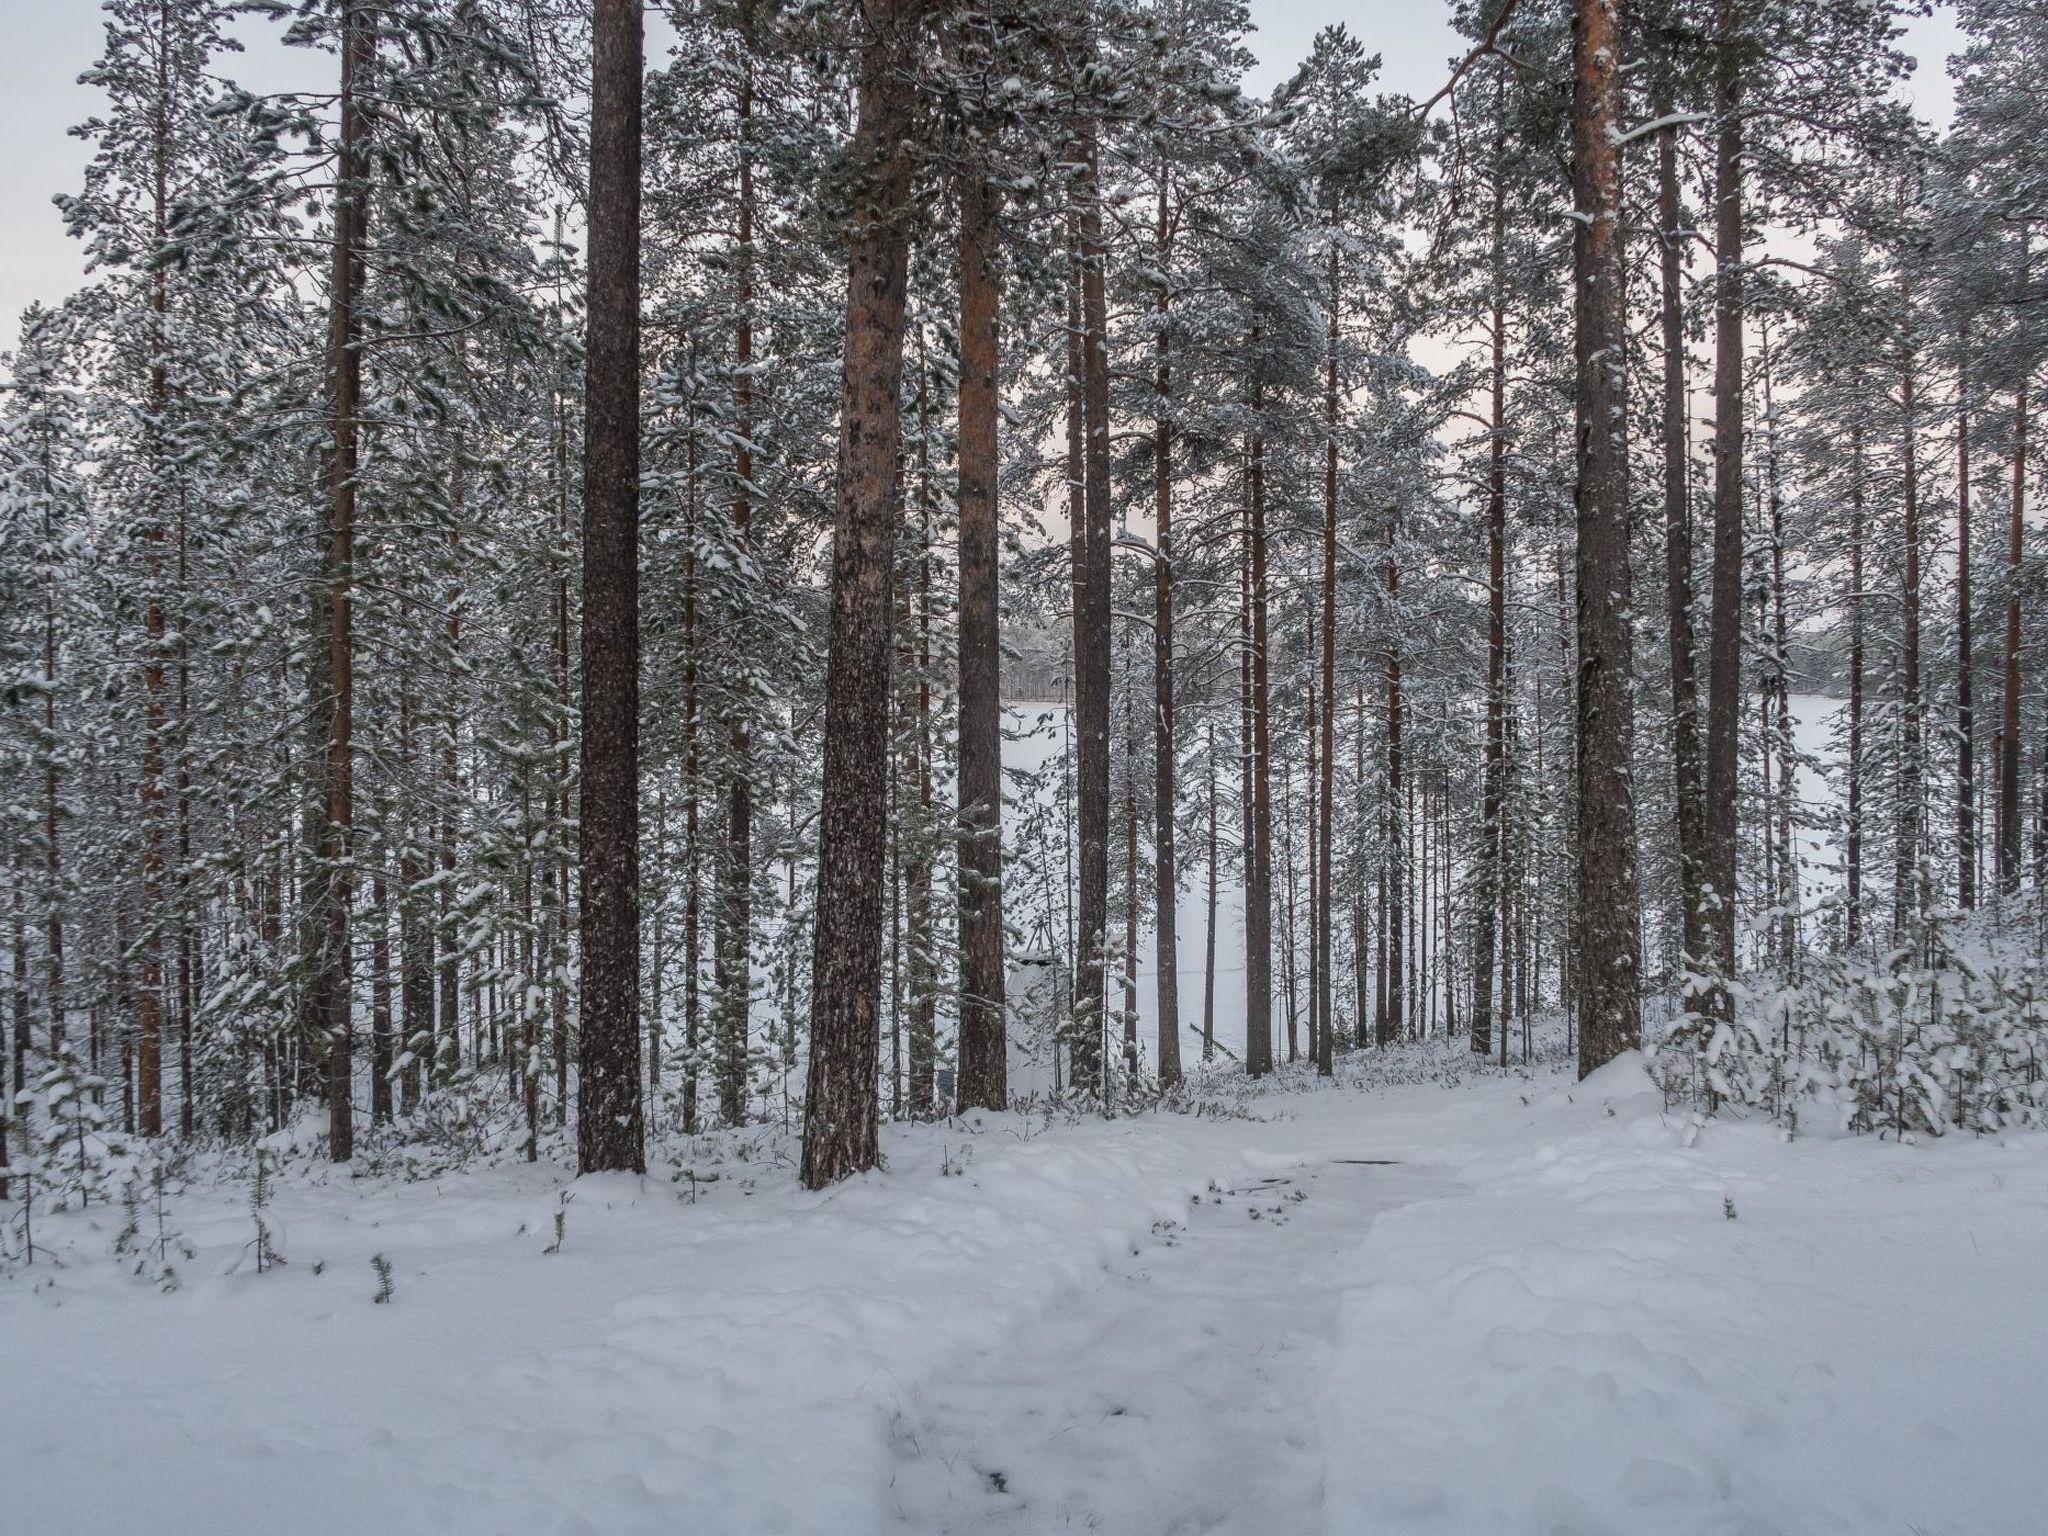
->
1, 0, 2045, 1198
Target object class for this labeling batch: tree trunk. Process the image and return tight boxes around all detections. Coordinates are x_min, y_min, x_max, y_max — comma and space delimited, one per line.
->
576, 0, 645, 1175
1473, 139, 1506, 1058
1244, 373, 1275, 1076
955, 163, 1006, 1110
1896, 318, 1923, 939
800, 0, 926, 1189
1701, 0, 1745, 1014
1152, 165, 1183, 1089
1571, 0, 1641, 1077
320, 0, 372, 1160
1071, 119, 1114, 1097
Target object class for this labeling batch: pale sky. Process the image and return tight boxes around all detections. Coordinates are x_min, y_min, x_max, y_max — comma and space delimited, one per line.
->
0, 2, 1964, 356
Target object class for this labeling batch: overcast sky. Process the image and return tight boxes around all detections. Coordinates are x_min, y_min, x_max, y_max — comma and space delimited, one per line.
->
0, 2, 1965, 356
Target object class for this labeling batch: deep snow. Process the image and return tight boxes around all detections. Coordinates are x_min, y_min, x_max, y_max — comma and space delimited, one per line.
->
7, 1045, 2047, 1536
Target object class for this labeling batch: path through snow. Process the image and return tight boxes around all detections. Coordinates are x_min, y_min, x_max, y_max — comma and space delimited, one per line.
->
886, 1154, 1458, 1535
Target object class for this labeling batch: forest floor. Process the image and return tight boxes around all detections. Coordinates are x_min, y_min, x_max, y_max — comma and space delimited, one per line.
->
5, 1042, 2047, 1536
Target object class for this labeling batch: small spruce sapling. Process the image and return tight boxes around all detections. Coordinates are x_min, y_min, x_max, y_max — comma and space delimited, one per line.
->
233, 1147, 286, 1274
543, 1189, 571, 1255
371, 1251, 394, 1304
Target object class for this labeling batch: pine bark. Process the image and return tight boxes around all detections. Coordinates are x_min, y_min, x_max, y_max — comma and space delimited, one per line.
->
1571, 0, 1642, 1077
1896, 319, 1924, 938
801, 0, 927, 1189
1152, 166, 1183, 1088
576, 0, 645, 1174
1473, 139, 1506, 1059
1244, 375, 1275, 1076
320, 0, 372, 1159
1071, 121, 1114, 1095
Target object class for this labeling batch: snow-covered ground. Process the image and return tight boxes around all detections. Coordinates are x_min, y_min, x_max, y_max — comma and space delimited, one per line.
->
8, 1048, 2047, 1535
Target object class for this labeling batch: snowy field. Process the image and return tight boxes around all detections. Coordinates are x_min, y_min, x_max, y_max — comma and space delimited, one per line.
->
7, 1045, 2048, 1536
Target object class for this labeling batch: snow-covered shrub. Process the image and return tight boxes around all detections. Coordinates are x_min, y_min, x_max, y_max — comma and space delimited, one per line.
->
1654, 911, 2048, 1139
22, 1041, 135, 1209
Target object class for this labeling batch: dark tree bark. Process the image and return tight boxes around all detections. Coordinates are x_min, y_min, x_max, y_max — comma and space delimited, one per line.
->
576, 0, 645, 1175
1152, 164, 1183, 1089
1571, 0, 1642, 1078
955, 163, 1007, 1110
320, 0, 373, 1160
1659, 108, 1707, 983
1473, 125, 1506, 1059
134, 0, 177, 1140
1244, 375, 1275, 1076
1896, 318, 1924, 939
800, 0, 928, 1189
1701, 0, 1744, 1014
1071, 121, 1114, 1095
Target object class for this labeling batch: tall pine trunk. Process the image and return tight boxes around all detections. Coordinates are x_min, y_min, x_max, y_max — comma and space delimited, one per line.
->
1072, 121, 1114, 1095
955, 163, 1006, 1110
576, 0, 645, 1175
1571, 0, 1642, 1076
1244, 373, 1275, 1076
1152, 166, 1182, 1088
1473, 127, 1506, 1059
320, 0, 372, 1160
801, 0, 927, 1189
1896, 314, 1923, 939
